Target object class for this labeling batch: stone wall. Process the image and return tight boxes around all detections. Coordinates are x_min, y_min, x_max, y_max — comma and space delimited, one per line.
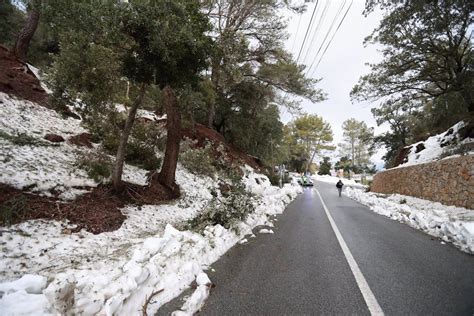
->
371, 155, 474, 209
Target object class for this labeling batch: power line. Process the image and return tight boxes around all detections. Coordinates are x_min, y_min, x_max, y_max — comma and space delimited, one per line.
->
300, 0, 330, 65
296, 0, 319, 63
309, 0, 354, 77
291, 12, 303, 53
306, 0, 347, 76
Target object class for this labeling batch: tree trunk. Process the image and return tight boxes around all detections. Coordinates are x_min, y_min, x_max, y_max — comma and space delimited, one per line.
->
13, 0, 41, 61
460, 88, 474, 114
306, 150, 317, 174
112, 83, 147, 192
157, 85, 181, 194
207, 59, 220, 128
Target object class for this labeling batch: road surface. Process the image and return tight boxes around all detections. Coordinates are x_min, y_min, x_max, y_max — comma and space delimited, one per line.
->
159, 181, 474, 315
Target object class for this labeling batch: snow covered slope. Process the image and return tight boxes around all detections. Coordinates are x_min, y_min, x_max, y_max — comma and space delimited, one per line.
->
0, 93, 302, 315
397, 121, 473, 168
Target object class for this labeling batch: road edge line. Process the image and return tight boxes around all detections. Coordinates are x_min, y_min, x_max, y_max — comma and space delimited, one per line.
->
315, 189, 384, 316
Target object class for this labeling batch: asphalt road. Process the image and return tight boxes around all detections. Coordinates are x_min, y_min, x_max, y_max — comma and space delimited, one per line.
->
159, 181, 474, 315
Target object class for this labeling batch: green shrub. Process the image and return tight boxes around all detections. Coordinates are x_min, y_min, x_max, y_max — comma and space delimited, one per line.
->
77, 152, 113, 182
439, 143, 474, 159
365, 180, 373, 192
0, 196, 28, 225
187, 182, 254, 232
0, 131, 55, 147
267, 172, 280, 186
266, 171, 291, 187
179, 141, 217, 178
95, 117, 164, 171
125, 139, 162, 171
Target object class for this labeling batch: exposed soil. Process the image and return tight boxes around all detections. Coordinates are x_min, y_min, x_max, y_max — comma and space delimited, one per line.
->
0, 45, 49, 105
0, 180, 178, 234
0, 46, 262, 234
392, 145, 412, 167
68, 133, 94, 148
182, 123, 263, 171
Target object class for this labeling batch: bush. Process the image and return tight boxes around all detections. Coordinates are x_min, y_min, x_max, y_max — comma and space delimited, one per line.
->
266, 170, 291, 187
1, 196, 28, 225
179, 141, 217, 178
125, 139, 162, 171
96, 117, 164, 171
77, 152, 113, 182
400, 198, 407, 204
267, 172, 280, 186
187, 182, 254, 232
0, 131, 55, 147
365, 180, 373, 192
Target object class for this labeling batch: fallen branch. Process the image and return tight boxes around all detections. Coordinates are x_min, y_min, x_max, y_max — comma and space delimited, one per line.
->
141, 289, 164, 316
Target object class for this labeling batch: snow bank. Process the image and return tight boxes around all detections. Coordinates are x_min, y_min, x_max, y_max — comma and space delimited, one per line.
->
397, 121, 473, 168
0, 168, 301, 315
313, 174, 366, 188
345, 187, 474, 254
0, 93, 303, 314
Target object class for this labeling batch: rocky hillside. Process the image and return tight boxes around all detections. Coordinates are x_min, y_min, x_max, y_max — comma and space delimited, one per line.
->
393, 121, 474, 168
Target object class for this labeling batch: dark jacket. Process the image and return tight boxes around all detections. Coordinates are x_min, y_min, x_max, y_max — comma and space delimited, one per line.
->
336, 180, 344, 188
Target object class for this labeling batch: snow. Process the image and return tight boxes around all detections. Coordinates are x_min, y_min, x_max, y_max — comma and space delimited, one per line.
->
115, 103, 165, 122
0, 93, 154, 198
26, 64, 53, 95
0, 168, 301, 315
0, 275, 47, 295
0, 93, 303, 314
344, 187, 474, 254
258, 228, 274, 234
313, 174, 366, 188
397, 121, 473, 168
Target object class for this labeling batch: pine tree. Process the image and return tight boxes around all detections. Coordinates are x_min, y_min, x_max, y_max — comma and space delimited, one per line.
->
48, 0, 212, 193
286, 114, 334, 173
339, 118, 374, 172
352, 0, 473, 114
318, 157, 332, 175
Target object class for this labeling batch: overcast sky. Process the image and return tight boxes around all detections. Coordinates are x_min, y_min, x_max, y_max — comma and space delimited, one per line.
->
280, 0, 388, 168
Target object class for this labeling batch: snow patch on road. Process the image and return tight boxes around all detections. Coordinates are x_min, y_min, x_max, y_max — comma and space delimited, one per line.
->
345, 187, 474, 254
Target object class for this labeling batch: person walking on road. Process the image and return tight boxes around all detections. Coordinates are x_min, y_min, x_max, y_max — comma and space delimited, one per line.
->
336, 180, 344, 197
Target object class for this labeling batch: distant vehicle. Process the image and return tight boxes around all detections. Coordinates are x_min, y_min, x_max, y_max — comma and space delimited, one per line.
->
298, 176, 314, 186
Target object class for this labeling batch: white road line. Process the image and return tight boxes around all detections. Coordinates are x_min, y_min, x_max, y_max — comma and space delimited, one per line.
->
316, 189, 384, 316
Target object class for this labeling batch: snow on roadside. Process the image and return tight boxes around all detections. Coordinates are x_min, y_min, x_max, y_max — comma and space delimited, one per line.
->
0, 167, 301, 315
0, 95, 301, 315
0, 91, 302, 315
313, 174, 366, 188
344, 187, 474, 254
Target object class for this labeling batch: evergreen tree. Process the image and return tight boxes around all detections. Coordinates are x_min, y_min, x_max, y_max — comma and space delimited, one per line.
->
335, 156, 352, 178
0, 0, 24, 47
339, 118, 374, 171
12, 0, 42, 61
48, 0, 211, 193
318, 157, 332, 175
285, 114, 334, 173
352, 0, 473, 113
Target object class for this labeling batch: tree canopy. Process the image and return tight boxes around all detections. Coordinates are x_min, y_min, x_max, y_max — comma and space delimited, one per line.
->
352, 0, 473, 113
